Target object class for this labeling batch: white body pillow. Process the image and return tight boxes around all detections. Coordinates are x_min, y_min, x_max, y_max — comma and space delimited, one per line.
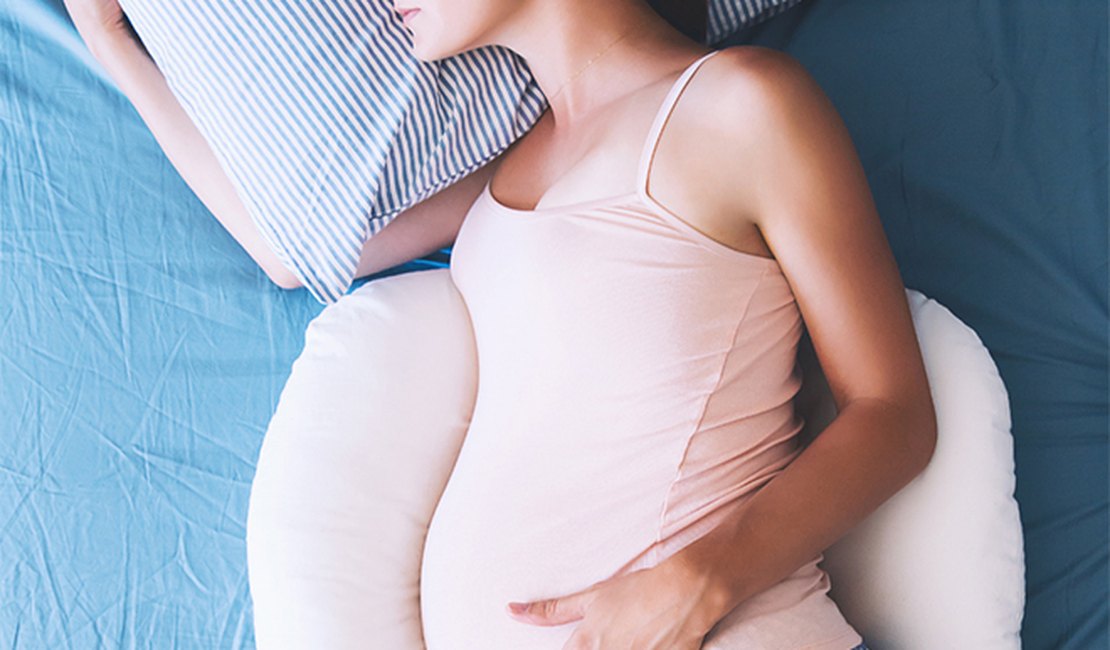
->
246, 274, 1024, 648
818, 290, 1026, 648
246, 269, 476, 648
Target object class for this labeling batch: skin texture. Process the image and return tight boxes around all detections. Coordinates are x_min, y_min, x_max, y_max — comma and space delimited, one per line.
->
401, 2, 938, 648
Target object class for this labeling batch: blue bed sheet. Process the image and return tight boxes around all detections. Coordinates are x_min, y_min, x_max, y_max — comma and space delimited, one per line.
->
0, 1, 438, 646
1, 0, 1105, 648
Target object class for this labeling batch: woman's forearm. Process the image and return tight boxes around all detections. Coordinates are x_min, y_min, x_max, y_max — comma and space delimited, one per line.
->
351, 163, 494, 280
84, 34, 300, 288
665, 397, 937, 631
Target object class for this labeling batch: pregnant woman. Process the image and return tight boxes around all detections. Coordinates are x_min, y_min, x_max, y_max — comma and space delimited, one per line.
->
66, 0, 936, 647
410, 2, 935, 649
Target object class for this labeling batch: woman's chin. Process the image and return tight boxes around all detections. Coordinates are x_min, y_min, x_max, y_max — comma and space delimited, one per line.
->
410, 44, 460, 64
407, 37, 433, 61
407, 30, 474, 63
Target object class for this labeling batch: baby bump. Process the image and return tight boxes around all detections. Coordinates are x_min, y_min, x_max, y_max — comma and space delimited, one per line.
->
421, 471, 857, 650
418, 427, 670, 649
416, 411, 857, 649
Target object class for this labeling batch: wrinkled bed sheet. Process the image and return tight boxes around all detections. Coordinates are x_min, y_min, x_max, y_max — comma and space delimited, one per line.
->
1, 0, 1105, 648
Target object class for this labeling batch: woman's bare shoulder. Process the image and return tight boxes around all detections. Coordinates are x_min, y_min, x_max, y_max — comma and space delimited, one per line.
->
701, 45, 828, 121
711, 44, 811, 86
693, 45, 847, 217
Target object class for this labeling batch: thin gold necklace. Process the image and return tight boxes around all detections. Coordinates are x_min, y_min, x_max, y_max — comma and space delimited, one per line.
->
545, 23, 647, 103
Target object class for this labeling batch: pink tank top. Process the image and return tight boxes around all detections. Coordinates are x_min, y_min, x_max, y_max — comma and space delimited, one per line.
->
421, 49, 864, 650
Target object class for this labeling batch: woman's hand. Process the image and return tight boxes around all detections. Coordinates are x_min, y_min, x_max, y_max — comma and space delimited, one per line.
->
505, 556, 727, 650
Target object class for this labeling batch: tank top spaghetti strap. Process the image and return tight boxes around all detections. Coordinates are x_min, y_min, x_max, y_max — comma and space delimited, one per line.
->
479, 48, 781, 270
426, 48, 864, 650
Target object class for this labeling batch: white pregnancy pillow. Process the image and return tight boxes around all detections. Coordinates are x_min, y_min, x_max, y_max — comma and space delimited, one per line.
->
246, 268, 476, 649
247, 278, 1027, 648
803, 289, 1026, 649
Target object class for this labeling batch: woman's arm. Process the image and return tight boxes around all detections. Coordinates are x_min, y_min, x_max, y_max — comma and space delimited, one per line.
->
67, 1, 502, 291
350, 151, 503, 282
664, 47, 939, 626
65, 1, 301, 289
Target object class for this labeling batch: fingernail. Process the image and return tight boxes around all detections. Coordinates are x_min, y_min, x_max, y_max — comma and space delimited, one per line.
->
508, 602, 528, 614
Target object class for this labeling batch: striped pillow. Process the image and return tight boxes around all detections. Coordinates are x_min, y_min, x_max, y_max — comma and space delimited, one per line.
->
117, 0, 803, 304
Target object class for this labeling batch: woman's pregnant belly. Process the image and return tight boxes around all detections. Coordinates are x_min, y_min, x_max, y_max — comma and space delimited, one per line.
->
418, 391, 860, 650
419, 401, 685, 649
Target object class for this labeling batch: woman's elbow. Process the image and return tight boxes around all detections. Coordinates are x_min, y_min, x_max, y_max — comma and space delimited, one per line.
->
265, 265, 303, 291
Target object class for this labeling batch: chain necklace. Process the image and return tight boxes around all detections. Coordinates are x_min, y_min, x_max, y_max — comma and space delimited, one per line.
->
544, 22, 647, 103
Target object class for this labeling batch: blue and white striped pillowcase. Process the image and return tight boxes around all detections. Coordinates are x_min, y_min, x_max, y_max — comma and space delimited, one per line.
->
118, 0, 802, 304
708, 0, 804, 45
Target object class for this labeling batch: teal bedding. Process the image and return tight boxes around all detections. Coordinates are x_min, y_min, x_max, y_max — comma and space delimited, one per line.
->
1, 0, 1105, 647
